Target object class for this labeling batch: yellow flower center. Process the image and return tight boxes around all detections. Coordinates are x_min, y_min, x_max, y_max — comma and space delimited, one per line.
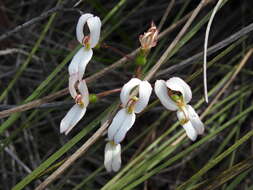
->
75, 94, 85, 108
126, 96, 139, 114
82, 35, 91, 49
110, 140, 116, 146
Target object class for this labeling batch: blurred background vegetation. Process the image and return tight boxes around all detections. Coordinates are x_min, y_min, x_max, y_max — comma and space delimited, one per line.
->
0, 0, 253, 189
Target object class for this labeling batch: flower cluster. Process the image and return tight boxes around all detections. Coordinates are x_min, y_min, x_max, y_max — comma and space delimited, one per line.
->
60, 14, 205, 173
60, 14, 101, 135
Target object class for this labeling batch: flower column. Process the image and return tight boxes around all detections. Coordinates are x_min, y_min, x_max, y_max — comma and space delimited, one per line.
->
104, 78, 152, 172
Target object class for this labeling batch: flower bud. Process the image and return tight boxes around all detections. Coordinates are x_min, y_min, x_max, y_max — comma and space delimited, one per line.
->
135, 54, 147, 66
139, 22, 158, 52
89, 94, 98, 103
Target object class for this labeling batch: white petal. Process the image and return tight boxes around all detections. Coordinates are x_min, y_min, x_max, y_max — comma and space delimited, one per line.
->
166, 77, 192, 103
107, 109, 127, 141
177, 109, 197, 141
76, 13, 93, 44
78, 48, 93, 80
104, 142, 113, 172
87, 16, 102, 48
182, 122, 198, 141
120, 78, 141, 107
135, 81, 152, 113
154, 80, 178, 111
114, 112, 136, 144
60, 104, 86, 135
69, 74, 78, 99
104, 142, 121, 172
78, 80, 89, 107
186, 105, 205, 135
68, 47, 85, 75
112, 143, 121, 172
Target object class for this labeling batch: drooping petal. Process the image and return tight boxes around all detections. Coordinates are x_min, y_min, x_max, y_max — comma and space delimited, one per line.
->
68, 47, 85, 75
182, 122, 198, 141
154, 80, 178, 111
87, 16, 102, 48
135, 81, 152, 113
76, 13, 93, 44
166, 77, 192, 104
69, 74, 78, 99
78, 80, 89, 107
186, 105, 204, 135
107, 109, 127, 141
114, 112, 136, 144
104, 142, 113, 172
177, 109, 197, 141
104, 142, 122, 172
60, 104, 86, 135
112, 143, 121, 172
120, 78, 141, 107
78, 48, 93, 80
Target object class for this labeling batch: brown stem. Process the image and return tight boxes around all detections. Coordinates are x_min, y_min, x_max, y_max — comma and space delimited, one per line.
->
101, 43, 134, 61
96, 88, 121, 98
135, 66, 142, 79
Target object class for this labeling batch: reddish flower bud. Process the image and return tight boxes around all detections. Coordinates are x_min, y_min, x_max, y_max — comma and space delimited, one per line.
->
139, 22, 158, 51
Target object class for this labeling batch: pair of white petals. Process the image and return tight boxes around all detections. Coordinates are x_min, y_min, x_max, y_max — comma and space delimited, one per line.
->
155, 77, 204, 141
104, 142, 121, 172
60, 80, 89, 135
108, 78, 152, 144
155, 77, 192, 111
68, 14, 101, 98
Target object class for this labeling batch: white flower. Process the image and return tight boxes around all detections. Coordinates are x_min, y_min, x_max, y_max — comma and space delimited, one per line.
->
154, 77, 192, 111
108, 78, 152, 144
104, 141, 121, 172
60, 80, 89, 135
76, 13, 101, 49
155, 77, 204, 141
68, 13, 101, 97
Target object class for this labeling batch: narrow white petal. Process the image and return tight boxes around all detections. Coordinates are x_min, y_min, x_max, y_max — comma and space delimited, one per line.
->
65, 105, 86, 135
166, 77, 192, 103
135, 81, 152, 113
107, 109, 127, 141
78, 48, 93, 80
120, 78, 141, 107
182, 122, 197, 141
186, 105, 205, 135
60, 104, 86, 135
69, 74, 78, 99
112, 143, 121, 172
114, 112, 136, 144
104, 142, 113, 172
154, 80, 178, 111
68, 47, 85, 75
78, 80, 89, 107
76, 13, 93, 44
87, 16, 102, 48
